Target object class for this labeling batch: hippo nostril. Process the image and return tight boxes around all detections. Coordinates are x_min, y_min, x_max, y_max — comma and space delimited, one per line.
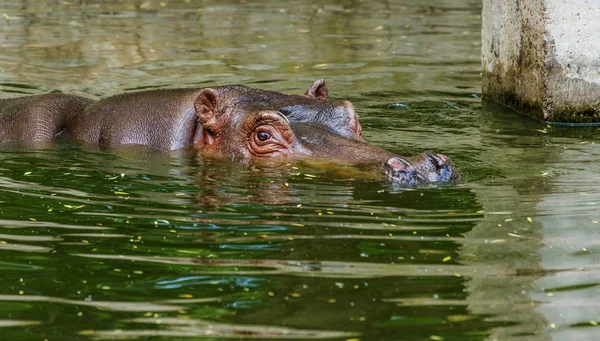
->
384, 157, 429, 185
384, 153, 458, 184
386, 157, 412, 170
424, 151, 447, 169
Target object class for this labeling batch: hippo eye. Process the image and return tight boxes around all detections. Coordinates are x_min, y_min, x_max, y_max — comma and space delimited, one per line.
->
257, 131, 271, 141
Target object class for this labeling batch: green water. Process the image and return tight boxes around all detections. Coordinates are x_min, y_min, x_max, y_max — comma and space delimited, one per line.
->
1, 1, 600, 340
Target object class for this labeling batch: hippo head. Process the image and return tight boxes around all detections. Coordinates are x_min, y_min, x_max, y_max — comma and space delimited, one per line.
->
293, 80, 460, 183
193, 88, 459, 185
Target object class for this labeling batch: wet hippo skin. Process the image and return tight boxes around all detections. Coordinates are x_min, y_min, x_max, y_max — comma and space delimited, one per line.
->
66, 80, 363, 149
65, 81, 459, 184
0, 81, 460, 184
0, 93, 93, 144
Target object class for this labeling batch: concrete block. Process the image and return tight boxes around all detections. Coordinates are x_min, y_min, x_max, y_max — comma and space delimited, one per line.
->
482, 0, 600, 123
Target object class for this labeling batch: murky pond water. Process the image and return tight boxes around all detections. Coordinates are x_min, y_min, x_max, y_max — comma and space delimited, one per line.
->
1, 1, 599, 340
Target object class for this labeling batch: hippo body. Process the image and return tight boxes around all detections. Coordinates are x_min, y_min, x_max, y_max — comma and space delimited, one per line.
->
67, 88, 203, 150
0, 93, 93, 143
0, 81, 460, 184
66, 80, 361, 150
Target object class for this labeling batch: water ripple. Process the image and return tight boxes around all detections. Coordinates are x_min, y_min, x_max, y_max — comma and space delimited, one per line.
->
80, 317, 357, 340
72, 253, 487, 279
0, 294, 189, 312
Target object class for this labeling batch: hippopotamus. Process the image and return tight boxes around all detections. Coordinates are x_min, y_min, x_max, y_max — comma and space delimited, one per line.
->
0, 81, 353, 142
64, 81, 459, 184
0, 81, 459, 184
65, 80, 363, 148
0, 93, 93, 144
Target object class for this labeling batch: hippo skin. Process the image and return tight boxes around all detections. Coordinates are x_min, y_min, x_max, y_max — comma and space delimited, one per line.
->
0, 93, 93, 144
0, 81, 459, 184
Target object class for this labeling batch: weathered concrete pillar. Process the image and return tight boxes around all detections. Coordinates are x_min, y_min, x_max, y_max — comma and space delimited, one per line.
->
482, 0, 600, 123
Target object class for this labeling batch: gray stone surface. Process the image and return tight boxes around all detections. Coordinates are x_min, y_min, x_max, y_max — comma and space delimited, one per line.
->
482, 0, 600, 123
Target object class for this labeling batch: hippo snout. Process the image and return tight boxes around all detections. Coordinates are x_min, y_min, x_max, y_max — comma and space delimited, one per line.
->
384, 157, 427, 185
415, 151, 461, 183
384, 151, 460, 185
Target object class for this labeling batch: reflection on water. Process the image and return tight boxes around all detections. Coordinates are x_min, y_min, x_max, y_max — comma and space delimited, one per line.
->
2, 0, 600, 340
82, 317, 358, 340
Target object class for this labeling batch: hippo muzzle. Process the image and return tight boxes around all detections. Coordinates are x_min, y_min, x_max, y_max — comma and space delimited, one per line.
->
384, 151, 460, 185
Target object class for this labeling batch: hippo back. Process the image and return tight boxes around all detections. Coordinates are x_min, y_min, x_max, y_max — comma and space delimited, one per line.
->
0, 93, 93, 143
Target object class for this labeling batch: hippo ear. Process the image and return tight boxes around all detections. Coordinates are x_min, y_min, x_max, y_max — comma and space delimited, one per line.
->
194, 88, 220, 130
305, 79, 328, 102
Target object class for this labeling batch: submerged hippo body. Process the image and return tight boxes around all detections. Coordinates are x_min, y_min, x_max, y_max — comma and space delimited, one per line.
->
66, 81, 459, 184
0, 93, 93, 143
